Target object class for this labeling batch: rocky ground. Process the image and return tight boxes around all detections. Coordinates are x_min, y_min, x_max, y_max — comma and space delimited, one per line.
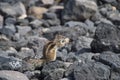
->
0, 0, 120, 80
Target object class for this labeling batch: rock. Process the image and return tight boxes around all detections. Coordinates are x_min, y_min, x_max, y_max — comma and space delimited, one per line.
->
66, 52, 79, 63
0, 2, 26, 18
71, 36, 93, 52
29, 19, 43, 29
16, 26, 31, 36
93, 51, 120, 73
24, 70, 41, 79
65, 61, 110, 80
17, 47, 35, 59
0, 56, 22, 70
27, 36, 48, 58
43, 12, 58, 20
64, 21, 96, 37
41, 61, 67, 79
107, 11, 120, 25
78, 52, 100, 63
0, 70, 29, 80
5, 17, 16, 25
42, 12, 60, 27
0, 27, 15, 38
16, 19, 29, 26
0, 56, 34, 71
28, 6, 48, 19
0, 15, 3, 29
100, 0, 116, 3
62, 0, 98, 22
0, 35, 12, 50
44, 68, 65, 80
91, 22, 120, 53
5, 25, 16, 33
41, 0, 54, 5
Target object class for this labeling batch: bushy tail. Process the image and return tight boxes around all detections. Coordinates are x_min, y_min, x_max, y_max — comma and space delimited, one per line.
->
26, 58, 46, 67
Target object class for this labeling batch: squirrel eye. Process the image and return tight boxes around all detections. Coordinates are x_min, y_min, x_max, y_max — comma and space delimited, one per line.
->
61, 40, 65, 43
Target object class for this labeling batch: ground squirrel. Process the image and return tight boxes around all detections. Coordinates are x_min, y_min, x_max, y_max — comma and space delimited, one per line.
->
27, 35, 69, 66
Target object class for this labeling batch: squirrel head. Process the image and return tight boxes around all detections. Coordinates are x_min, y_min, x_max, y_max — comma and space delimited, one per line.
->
53, 35, 69, 47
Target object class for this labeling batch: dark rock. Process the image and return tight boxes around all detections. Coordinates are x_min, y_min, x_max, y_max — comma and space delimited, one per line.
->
0, 56, 34, 71
0, 15, 3, 29
0, 28, 15, 38
107, 11, 120, 25
12, 38, 28, 50
93, 51, 120, 73
24, 70, 41, 80
41, 61, 67, 79
0, 70, 29, 80
16, 19, 29, 26
66, 52, 79, 63
0, 56, 22, 70
42, 13, 60, 27
43, 12, 58, 20
0, 2, 26, 18
71, 36, 93, 52
27, 36, 48, 58
29, 19, 43, 29
17, 47, 35, 59
44, 68, 65, 80
100, 0, 116, 3
78, 52, 100, 63
91, 22, 120, 53
62, 0, 98, 22
16, 26, 31, 36
64, 21, 96, 37
5, 17, 16, 25
65, 61, 110, 80
0, 35, 12, 50
5, 25, 16, 33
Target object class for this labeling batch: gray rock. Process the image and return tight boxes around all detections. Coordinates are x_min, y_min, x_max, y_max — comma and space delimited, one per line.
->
100, 0, 116, 3
71, 36, 93, 52
16, 26, 31, 36
0, 2, 26, 18
91, 22, 120, 53
16, 19, 29, 26
0, 15, 3, 29
5, 17, 16, 25
0, 56, 22, 70
24, 70, 41, 79
27, 36, 48, 58
29, 19, 43, 29
62, 0, 98, 22
41, 61, 67, 79
65, 61, 110, 80
0, 56, 34, 71
18, 47, 35, 59
5, 25, 16, 33
93, 51, 120, 73
0, 28, 15, 38
44, 68, 65, 80
0, 70, 29, 80
66, 52, 79, 63
107, 11, 120, 25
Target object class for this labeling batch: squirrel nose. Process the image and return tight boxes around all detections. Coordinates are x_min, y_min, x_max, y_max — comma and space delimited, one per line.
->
69, 39, 73, 42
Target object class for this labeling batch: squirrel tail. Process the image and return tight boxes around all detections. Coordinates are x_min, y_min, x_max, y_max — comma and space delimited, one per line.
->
26, 58, 46, 66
